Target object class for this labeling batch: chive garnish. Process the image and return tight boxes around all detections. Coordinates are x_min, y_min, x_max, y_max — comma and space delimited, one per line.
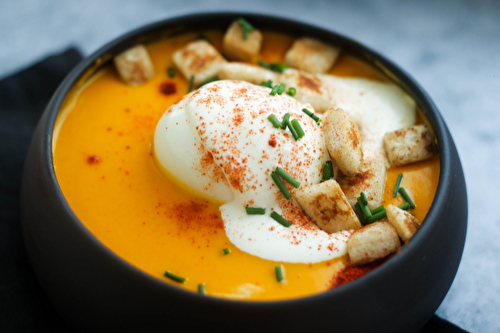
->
281, 113, 290, 130
167, 67, 175, 78
366, 209, 387, 224
270, 84, 280, 96
275, 167, 300, 188
270, 211, 291, 227
286, 119, 300, 141
291, 119, 305, 139
393, 174, 403, 197
198, 283, 205, 295
354, 202, 366, 225
275, 265, 285, 283
360, 192, 368, 206
164, 271, 187, 283
371, 205, 385, 215
258, 60, 289, 73
399, 187, 416, 209
277, 83, 286, 95
302, 108, 321, 125
322, 161, 334, 182
237, 18, 254, 40
260, 80, 273, 88
222, 248, 231, 255
198, 76, 219, 88
399, 202, 410, 210
271, 172, 292, 199
188, 75, 195, 93
268, 114, 282, 128
357, 197, 372, 218
246, 207, 266, 215
286, 87, 296, 97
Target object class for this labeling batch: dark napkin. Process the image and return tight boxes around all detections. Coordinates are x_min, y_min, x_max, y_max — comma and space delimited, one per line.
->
0, 48, 467, 333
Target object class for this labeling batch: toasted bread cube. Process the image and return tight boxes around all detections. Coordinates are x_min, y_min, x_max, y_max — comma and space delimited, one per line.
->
337, 158, 386, 210
386, 204, 420, 242
294, 179, 361, 233
113, 45, 155, 86
347, 222, 401, 265
279, 69, 335, 113
383, 125, 437, 167
172, 40, 227, 86
323, 107, 364, 176
218, 62, 277, 85
285, 37, 341, 73
223, 21, 263, 62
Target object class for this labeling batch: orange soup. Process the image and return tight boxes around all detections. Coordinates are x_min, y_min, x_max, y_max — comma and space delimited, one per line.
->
53, 31, 439, 300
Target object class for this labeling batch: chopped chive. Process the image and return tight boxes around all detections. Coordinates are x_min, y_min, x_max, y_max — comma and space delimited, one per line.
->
270, 84, 280, 96
270, 211, 291, 227
370, 205, 385, 215
275, 167, 300, 188
167, 67, 175, 78
399, 202, 410, 210
357, 197, 372, 218
281, 113, 290, 130
188, 75, 195, 93
271, 172, 292, 200
198, 76, 219, 88
354, 203, 366, 225
322, 161, 334, 182
260, 80, 273, 88
222, 248, 231, 255
246, 207, 266, 215
366, 209, 387, 224
393, 174, 403, 197
360, 192, 368, 206
198, 283, 205, 295
275, 265, 285, 283
286, 119, 299, 141
286, 87, 296, 97
277, 83, 286, 95
302, 108, 321, 125
291, 119, 305, 139
258, 60, 289, 73
237, 18, 254, 40
399, 187, 416, 209
197, 33, 208, 41
267, 114, 282, 128
164, 271, 186, 283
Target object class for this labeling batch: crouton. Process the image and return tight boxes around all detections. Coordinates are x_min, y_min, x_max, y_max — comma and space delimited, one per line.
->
323, 107, 364, 176
386, 204, 420, 242
383, 124, 437, 167
337, 158, 386, 210
293, 179, 361, 233
347, 222, 401, 265
172, 40, 227, 86
113, 44, 155, 86
285, 37, 341, 73
218, 62, 277, 85
223, 20, 263, 62
279, 69, 335, 113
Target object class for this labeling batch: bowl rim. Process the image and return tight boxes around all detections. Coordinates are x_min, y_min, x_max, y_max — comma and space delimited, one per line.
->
41, 11, 453, 307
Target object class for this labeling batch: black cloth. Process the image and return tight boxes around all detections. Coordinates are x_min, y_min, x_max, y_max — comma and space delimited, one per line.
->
0, 48, 468, 333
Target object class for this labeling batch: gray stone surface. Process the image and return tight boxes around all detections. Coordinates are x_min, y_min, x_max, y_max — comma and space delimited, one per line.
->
1, 0, 499, 331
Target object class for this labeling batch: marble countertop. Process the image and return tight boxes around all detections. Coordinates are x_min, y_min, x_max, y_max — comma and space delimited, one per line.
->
1, 0, 498, 331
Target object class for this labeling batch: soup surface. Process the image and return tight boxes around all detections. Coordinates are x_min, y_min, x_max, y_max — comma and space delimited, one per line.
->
53, 31, 439, 300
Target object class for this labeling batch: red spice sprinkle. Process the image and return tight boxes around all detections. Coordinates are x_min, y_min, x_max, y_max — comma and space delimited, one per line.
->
160, 81, 177, 95
87, 155, 100, 164
331, 257, 388, 288
268, 135, 277, 148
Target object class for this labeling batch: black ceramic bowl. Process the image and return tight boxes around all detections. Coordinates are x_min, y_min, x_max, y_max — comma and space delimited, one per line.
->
20, 12, 467, 333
